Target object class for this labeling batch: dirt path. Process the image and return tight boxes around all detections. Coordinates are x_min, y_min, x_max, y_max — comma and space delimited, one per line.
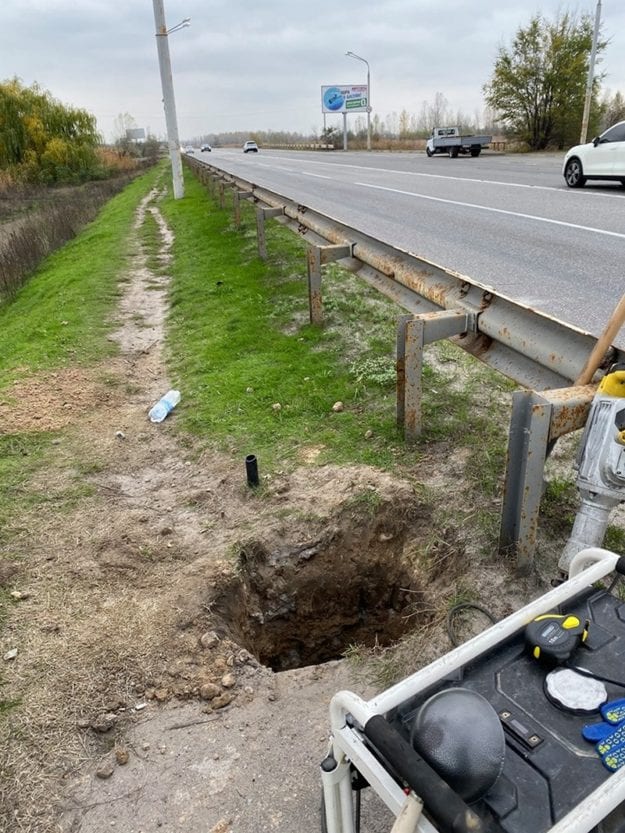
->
1, 186, 544, 833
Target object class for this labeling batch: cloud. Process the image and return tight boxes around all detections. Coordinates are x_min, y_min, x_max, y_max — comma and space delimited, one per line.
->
1, 0, 623, 141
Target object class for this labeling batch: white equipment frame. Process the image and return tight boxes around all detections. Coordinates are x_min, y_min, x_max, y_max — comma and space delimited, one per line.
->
322, 548, 625, 833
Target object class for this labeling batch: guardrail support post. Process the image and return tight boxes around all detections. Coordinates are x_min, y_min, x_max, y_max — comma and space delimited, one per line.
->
397, 310, 474, 441
218, 180, 225, 209
499, 385, 594, 573
307, 246, 323, 325
233, 191, 254, 228
255, 207, 284, 260
306, 244, 353, 325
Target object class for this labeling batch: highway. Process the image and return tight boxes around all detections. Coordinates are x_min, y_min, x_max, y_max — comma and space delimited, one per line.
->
195, 148, 625, 346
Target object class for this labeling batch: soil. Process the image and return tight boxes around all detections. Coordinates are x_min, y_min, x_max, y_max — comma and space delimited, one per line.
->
0, 187, 550, 833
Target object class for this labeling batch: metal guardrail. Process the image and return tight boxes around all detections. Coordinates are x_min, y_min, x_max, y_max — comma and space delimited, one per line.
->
184, 156, 624, 570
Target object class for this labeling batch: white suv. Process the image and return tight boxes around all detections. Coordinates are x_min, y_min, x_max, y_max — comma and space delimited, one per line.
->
563, 120, 625, 188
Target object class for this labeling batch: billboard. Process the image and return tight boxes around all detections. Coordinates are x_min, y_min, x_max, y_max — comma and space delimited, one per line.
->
126, 128, 146, 140
321, 85, 368, 114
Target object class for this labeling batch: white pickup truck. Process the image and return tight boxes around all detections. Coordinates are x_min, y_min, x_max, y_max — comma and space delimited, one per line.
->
425, 127, 492, 158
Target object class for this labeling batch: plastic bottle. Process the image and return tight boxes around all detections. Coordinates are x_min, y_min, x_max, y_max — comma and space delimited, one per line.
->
148, 390, 181, 423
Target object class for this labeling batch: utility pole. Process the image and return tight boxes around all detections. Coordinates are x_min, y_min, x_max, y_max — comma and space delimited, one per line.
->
580, 0, 602, 144
152, 0, 185, 199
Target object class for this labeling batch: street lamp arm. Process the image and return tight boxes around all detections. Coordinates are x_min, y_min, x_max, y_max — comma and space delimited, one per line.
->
166, 18, 190, 34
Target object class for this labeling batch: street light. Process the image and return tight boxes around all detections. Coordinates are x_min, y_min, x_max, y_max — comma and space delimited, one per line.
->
152, 0, 189, 199
345, 51, 371, 151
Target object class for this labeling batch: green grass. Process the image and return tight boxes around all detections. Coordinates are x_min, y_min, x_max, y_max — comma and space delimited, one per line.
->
159, 173, 407, 471
0, 165, 163, 386
158, 171, 514, 494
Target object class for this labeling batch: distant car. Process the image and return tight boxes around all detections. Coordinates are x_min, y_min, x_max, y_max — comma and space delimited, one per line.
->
243, 141, 259, 153
563, 120, 625, 188
200, 144, 211, 152
184, 146, 194, 154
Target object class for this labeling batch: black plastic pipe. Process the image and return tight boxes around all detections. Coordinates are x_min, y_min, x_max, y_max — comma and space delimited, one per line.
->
363, 715, 484, 833
245, 454, 259, 487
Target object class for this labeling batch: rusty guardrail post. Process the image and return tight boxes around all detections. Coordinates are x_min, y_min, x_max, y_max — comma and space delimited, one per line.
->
255, 207, 284, 260
218, 179, 225, 209
306, 244, 353, 325
397, 310, 475, 441
499, 385, 595, 573
233, 191, 254, 228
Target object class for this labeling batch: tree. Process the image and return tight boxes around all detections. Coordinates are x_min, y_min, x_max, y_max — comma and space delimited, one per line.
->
484, 13, 605, 150
0, 78, 101, 182
602, 90, 625, 130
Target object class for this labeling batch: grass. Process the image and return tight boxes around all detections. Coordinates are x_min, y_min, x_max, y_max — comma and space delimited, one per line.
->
156, 171, 514, 505
0, 165, 162, 385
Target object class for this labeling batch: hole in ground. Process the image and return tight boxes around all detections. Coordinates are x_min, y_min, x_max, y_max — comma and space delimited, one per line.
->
214, 522, 427, 672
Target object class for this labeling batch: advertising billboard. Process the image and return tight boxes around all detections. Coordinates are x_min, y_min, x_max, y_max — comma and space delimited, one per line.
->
321, 85, 368, 114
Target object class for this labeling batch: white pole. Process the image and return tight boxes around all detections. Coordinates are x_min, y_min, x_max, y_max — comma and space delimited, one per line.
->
346, 52, 372, 151
580, 0, 602, 144
366, 63, 371, 152
152, 0, 184, 199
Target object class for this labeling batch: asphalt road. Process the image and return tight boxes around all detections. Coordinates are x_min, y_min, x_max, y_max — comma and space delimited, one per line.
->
196, 148, 625, 346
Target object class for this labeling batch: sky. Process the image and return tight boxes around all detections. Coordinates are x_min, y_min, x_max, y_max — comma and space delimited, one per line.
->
1, 0, 624, 143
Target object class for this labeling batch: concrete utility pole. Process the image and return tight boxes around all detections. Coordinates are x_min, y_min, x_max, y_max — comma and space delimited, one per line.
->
152, 0, 186, 199
580, 0, 602, 145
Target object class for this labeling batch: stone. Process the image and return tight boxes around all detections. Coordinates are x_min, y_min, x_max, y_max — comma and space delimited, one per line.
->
332, 401, 344, 412
115, 748, 129, 766
221, 672, 236, 689
200, 631, 219, 649
200, 683, 221, 701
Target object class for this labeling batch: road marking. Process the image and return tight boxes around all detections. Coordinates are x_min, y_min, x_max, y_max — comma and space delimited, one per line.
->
259, 153, 625, 199
300, 171, 331, 179
355, 182, 625, 239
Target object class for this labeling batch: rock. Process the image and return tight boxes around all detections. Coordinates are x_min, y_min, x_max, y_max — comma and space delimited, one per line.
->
160, 526, 174, 536
221, 672, 236, 689
364, 429, 374, 439
153, 688, 169, 702
211, 692, 234, 710
271, 402, 282, 411
200, 683, 221, 701
96, 760, 115, 779
115, 747, 129, 766
10, 590, 30, 601
3, 648, 17, 661
115, 431, 126, 440
200, 631, 219, 649
208, 819, 232, 833
90, 713, 117, 733
332, 401, 344, 412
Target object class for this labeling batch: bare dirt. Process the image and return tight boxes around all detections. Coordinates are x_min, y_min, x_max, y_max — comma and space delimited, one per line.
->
0, 188, 549, 833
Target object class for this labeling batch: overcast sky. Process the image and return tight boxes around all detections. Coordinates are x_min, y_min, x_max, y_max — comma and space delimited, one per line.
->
1, 1, 624, 143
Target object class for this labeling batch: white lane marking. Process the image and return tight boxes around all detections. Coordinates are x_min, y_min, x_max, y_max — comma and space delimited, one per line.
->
258, 153, 625, 200
356, 181, 625, 239
300, 171, 331, 179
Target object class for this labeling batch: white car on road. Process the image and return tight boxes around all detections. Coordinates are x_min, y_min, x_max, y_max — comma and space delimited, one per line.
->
563, 120, 625, 188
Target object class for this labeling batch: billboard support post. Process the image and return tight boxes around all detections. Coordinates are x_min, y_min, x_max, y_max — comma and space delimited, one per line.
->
343, 114, 348, 151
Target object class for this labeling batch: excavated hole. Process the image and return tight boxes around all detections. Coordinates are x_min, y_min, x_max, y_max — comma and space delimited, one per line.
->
213, 525, 427, 672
